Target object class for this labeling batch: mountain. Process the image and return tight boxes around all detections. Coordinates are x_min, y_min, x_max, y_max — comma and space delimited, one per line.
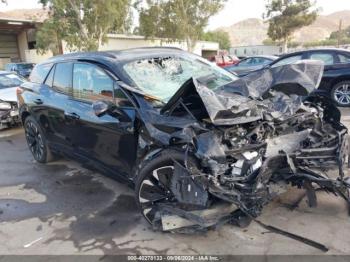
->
218, 10, 350, 47
0, 8, 48, 22
219, 18, 268, 47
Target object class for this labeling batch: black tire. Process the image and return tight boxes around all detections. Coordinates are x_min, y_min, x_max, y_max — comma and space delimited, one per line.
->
24, 116, 54, 163
331, 81, 350, 107
134, 149, 199, 227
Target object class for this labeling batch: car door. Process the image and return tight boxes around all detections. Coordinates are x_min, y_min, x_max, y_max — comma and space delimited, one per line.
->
66, 62, 137, 177
38, 62, 76, 153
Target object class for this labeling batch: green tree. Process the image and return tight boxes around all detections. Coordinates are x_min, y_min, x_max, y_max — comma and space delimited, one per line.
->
303, 26, 350, 48
264, 0, 318, 51
201, 30, 231, 50
36, 0, 133, 53
139, 0, 226, 52
35, 19, 63, 55
262, 38, 277, 45
329, 25, 350, 40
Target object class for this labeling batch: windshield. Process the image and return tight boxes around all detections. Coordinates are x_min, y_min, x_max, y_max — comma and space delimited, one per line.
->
0, 74, 25, 89
17, 63, 34, 70
123, 55, 237, 102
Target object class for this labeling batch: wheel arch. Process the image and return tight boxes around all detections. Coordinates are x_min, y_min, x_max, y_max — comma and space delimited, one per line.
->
330, 75, 350, 88
20, 110, 30, 125
132, 146, 199, 181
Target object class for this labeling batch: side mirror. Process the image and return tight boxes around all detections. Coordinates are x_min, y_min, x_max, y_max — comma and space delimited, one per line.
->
92, 100, 124, 117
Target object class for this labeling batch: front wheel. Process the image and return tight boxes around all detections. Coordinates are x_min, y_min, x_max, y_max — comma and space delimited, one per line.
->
331, 81, 350, 107
24, 116, 54, 163
135, 149, 200, 228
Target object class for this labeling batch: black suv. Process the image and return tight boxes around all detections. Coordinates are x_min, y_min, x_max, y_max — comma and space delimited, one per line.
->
18, 48, 350, 232
268, 48, 350, 106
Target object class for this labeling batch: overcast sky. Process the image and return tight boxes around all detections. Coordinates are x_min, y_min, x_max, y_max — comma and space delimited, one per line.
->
1, 0, 350, 30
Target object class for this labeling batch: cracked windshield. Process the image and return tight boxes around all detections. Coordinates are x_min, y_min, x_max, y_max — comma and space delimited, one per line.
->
123, 56, 237, 102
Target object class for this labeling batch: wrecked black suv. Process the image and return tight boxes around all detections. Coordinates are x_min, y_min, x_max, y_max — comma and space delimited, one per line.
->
18, 47, 350, 232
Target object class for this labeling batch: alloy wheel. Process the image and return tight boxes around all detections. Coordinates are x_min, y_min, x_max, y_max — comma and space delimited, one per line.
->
334, 83, 350, 106
138, 166, 175, 224
25, 121, 44, 161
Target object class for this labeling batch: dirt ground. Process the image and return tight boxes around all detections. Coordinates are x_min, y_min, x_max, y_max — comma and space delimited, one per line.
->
1, 109, 350, 256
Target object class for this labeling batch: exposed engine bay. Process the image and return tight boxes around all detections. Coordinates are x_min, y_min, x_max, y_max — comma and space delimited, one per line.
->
131, 60, 350, 238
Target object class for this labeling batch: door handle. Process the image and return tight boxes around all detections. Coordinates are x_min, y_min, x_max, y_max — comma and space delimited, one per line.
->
64, 112, 80, 120
33, 98, 43, 105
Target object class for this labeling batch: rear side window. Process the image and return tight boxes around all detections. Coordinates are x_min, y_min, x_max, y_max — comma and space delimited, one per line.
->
271, 55, 302, 68
29, 63, 53, 84
309, 52, 334, 65
338, 54, 350, 64
53, 63, 73, 94
239, 58, 253, 66
259, 58, 272, 65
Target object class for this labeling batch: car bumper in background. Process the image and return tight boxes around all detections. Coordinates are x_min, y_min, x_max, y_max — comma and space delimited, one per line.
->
0, 103, 20, 129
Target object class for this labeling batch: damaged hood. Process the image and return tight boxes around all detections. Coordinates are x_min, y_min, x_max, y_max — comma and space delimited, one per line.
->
162, 60, 324, 126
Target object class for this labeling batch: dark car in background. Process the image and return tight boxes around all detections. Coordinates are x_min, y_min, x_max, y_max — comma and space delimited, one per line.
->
5, 62, 35, 78
224, 55, 278, 76
0, 71, 25, 129
267, 48, 350, 106
17, 48, 350, 232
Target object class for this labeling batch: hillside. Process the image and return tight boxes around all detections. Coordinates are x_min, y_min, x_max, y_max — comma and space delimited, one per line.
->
0, 8, 48, 22
218, 10, 350, 46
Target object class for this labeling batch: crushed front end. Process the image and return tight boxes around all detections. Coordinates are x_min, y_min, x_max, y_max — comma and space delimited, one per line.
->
195, 99, 349, 220
133, 60, 350, 233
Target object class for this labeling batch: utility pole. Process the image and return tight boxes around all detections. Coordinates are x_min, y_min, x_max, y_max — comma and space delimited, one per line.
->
337, 19, 343, 48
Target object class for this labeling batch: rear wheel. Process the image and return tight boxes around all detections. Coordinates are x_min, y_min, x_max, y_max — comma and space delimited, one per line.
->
331, 81, 350, 107
24, 116, 54, 163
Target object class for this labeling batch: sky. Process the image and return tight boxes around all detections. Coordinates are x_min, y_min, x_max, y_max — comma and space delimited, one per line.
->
1, 0, 350, 30
208, 0, 350, 30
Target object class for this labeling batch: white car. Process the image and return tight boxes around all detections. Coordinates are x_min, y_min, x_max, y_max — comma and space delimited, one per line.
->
0, 71, 25, 129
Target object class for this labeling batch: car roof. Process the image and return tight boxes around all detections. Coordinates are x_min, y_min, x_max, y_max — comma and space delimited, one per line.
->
282, 48, 350, 57
46, 47, 187, 64
243, 55, 278, 60
42, 47, 199, 86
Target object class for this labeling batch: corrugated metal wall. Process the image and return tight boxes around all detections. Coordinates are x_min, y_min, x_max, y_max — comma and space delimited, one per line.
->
0, 34, 19, 60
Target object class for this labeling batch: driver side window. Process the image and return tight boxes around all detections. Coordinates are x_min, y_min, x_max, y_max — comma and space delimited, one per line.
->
72, 63, 114, 102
